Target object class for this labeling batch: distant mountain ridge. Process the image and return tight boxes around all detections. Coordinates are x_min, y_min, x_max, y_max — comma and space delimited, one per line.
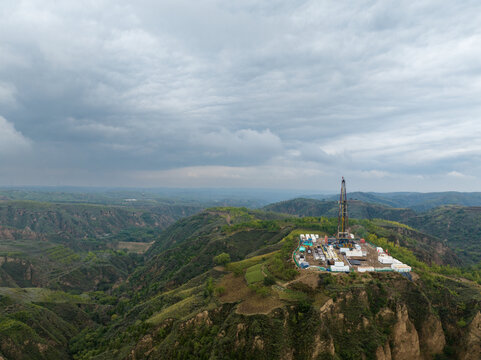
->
306, 191, 481, 212
263, 198, 415, 223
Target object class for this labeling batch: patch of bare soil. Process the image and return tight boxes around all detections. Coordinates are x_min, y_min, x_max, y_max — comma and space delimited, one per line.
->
287, 271, 319, 289
217, 273, 251, 303
236, 293, 284, 315
116, 241, 153, 254
217, 273, 284, 315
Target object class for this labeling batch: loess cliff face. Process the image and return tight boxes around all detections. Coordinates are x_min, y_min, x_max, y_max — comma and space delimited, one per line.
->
120, 274, 477, 360
461, 311, 481, 360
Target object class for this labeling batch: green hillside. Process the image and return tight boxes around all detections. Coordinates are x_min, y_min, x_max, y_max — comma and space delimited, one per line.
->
407, 205, 481, 264
0, 202, 480, 359
68, 208, 481, 360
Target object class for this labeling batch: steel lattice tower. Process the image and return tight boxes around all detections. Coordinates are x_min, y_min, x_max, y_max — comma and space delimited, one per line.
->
337, 177, 349, 240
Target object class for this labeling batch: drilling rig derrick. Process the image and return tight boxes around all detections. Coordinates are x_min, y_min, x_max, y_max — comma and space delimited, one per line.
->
337, 177, 350, 246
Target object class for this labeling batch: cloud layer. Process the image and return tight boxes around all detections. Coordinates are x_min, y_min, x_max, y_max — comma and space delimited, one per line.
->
1, 0, 481, 191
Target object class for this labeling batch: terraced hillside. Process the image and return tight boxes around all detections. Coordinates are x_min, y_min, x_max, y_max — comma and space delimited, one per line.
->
0, 201, 192, 291
0, 200, 201, 239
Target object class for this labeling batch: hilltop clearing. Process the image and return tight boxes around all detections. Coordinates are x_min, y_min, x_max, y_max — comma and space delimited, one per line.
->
265, 198, 481, 266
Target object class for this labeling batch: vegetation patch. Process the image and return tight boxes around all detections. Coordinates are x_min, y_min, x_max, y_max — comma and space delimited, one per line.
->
226, 251, 277, 275
146, 295, 201, 325
0, 287, 89, 304
245, 264, 264, 285
116, 241, 153, 254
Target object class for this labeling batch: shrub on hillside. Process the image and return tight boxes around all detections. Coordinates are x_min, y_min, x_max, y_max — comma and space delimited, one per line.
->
213, 253, 231, 266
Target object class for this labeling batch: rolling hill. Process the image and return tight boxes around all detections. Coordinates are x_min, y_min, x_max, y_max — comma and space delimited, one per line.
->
0, 201, 480, 359
408, 205, 481, 264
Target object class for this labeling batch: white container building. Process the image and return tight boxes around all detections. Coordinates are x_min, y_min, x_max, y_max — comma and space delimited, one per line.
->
357, 266, 374, 272
330, 265, 350, 272
391, 264, 411, 272
347, 250, 364, 257
378, 256, 393, 264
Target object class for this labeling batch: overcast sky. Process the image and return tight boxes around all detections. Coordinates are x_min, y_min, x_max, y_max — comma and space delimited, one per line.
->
1, 1, 481, 192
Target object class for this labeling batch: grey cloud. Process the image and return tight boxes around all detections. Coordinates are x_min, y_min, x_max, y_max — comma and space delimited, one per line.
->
1, 0, 481, 190
0, 116, 31, 155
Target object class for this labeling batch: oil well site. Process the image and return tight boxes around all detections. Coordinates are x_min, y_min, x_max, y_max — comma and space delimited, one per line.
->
293, 178, 412, 273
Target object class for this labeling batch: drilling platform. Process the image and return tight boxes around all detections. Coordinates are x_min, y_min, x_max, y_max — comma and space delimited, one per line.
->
293, 177, 412, 273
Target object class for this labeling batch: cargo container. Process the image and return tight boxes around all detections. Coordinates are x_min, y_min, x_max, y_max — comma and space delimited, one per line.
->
345, 249, 364, 257
357, 266, 374, 272
378, 256, 393, 264
330, 265, 350, 272
391, 264, 411, 272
